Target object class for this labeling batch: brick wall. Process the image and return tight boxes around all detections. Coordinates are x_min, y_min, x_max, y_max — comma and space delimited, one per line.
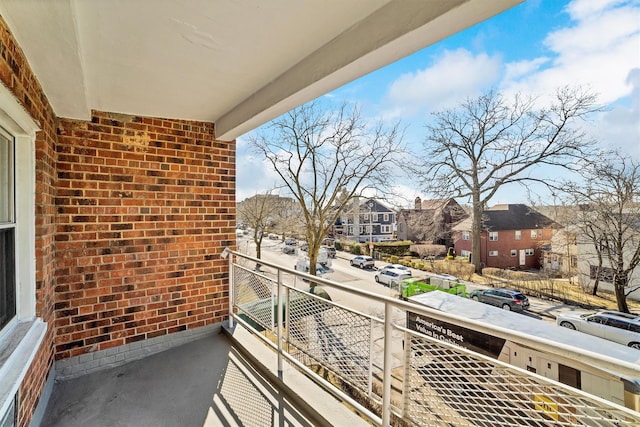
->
54, 112, 234, 359
1, 14, 236, 425
454, 229, 553, 270
0, 16, 58, 427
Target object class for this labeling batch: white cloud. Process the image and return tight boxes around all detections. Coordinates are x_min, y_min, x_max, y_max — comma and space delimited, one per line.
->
501, 0, 640, 161
502, 0, 640, 107
383, 49, 501, 118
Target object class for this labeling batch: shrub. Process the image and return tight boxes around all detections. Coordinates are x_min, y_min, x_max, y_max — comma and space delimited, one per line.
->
350, 244, 361, 255
334, 241, 342, 250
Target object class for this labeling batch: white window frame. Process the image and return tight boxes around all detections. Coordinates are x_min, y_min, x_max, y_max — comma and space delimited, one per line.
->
381, 225, 390, 233
462, 231, 470, 240
525, 248, 535, 256
510, 249, 517, 257
489, 250, 499, 257
531, 230, 538, 239
515, 230, 521, 240
489, 231, 498, 241
383, 213, 389, 221
0, 83, 45, 421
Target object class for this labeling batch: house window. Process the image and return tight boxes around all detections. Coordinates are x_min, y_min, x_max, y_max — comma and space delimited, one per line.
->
531, 230, 538, 239
515, 230, 521, 240
0, 129, 15, 330
489, 231, 498, 241
462, 231, 470, 240
381, 225, 390, 233
489, 251, 499, 256
383, 213, 389, 221
460, 250, 470, 257
510, 249, 517, 257
347, 226, 353, 235
525, 248, 535, 256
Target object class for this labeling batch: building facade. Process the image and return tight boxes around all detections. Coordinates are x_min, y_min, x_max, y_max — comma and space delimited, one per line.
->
453, 204, 558, 270
333, 198, 396, 242
396, 197, 467, 246
0, 19, 232, 426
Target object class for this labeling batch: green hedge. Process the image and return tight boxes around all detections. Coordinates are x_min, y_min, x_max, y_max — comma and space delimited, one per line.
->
373, 241, 412, 257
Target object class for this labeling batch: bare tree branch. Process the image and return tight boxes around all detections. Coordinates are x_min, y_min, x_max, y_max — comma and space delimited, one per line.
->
416, 86, 602, 274
250, 100, 405, 280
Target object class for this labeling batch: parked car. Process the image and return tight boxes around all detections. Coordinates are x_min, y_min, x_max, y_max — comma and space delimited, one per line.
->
375, 268, 412, 288
284, 238, 297, 246
322, 245, 336, 258
556, 311, 640, 349
350, 255, 375, 269
282, 244, 296, 254
268, 233, 279, 240
469, 288, 530, 312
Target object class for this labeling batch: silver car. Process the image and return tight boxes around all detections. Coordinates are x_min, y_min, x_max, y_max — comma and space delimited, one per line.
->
350, 255, 374, 269
375, 268, 411, 288
556, 310, 640, 349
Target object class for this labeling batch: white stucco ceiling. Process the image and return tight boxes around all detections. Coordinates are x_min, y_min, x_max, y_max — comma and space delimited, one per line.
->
0, 0, 520, 140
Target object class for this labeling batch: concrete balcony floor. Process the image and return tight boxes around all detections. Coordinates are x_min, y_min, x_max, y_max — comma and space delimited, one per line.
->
40, 327, 367, 427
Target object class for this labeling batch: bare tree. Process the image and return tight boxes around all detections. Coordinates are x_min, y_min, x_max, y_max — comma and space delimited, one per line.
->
271, 198, 305, 240
419, 87, 600, 274
250, 100, 403, 282
237, 191, 283, 267
560, 154, 640, 312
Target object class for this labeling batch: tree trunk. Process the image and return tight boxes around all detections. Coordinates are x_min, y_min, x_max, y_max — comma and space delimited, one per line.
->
254, 235, 263, 270
615, 276, 629, 313
471, 199, 483, 275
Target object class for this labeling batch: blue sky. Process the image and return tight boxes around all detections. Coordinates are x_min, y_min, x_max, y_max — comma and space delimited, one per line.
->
237, 0, 640, 207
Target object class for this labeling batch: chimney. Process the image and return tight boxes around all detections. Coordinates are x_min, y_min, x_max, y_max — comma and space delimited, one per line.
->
414, 197, 422, 210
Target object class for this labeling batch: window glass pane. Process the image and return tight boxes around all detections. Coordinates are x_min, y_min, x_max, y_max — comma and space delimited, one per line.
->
0, 131, 13, 223
0, 228, 16, 329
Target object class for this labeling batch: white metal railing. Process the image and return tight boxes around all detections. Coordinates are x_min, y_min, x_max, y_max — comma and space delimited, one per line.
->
224, 248, 640, 426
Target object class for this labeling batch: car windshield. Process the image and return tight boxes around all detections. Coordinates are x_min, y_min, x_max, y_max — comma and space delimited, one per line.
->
513, 294, 526, 300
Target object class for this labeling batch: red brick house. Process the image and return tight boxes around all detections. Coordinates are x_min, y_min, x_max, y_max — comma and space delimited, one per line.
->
453, 204, 558, 270
0, 3, 519, 426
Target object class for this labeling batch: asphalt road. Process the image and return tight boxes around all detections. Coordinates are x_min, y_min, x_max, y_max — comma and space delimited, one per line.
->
239, 236, 587, 324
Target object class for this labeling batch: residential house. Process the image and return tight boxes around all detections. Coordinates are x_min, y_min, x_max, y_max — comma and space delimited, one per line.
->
453, 204, 558, 270
0, 2, 522, 426
542, 205, 640, 299
396, 197, 468, 247
333, 198, 396, 242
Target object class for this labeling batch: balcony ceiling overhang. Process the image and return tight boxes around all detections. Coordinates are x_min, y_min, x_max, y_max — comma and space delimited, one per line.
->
0, 0, 520, 140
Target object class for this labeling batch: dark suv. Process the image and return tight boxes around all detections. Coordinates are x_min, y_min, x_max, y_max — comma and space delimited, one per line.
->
470, 288, 530, 312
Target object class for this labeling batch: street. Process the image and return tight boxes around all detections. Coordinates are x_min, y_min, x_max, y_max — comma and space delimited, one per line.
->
237, 236, 584, 324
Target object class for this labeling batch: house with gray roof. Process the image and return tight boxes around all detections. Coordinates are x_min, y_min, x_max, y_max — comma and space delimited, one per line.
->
452, 204, 559, 270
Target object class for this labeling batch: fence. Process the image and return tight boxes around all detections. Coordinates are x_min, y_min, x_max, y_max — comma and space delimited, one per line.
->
224, 248, 640, 426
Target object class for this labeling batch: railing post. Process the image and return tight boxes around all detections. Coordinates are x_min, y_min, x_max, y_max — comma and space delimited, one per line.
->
277, 269, 284, 379
223, 247, 234, 329
382, 302, 392, 426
